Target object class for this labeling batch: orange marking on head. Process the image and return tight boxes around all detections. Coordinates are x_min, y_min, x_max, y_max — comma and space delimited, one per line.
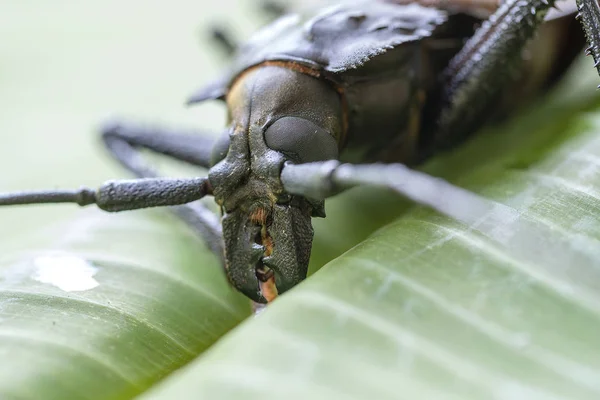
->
227, 60, 321, 104
259, 276, 278, 303
249, 208, 268, 225
262, 233, 274, 257
259, 60, 321, 78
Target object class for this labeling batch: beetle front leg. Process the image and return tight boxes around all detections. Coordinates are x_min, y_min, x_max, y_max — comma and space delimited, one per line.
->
388, 1, 577, 19
576, 0, 600, 78
387, 0, 500, 17
100, 120, 217, 169
431, 0, 559, 149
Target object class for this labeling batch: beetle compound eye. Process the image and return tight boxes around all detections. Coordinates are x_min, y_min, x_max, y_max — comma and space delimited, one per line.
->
264, 117, 338, 163
210, 129, 232, 166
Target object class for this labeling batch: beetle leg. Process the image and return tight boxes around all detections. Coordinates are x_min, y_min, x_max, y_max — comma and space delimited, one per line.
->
576, 0, 600, 78
260, 0, 289, 19
387, 0, 500, 18
99, 121, 224, 257
208, 25, 238, 57
100, 120, 217, 169
387, 1, 576, 19
431, 0, 558, 149
207, 1, 288, 58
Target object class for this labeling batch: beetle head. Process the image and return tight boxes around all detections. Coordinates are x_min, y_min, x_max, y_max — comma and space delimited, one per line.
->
208, 66, 343, 302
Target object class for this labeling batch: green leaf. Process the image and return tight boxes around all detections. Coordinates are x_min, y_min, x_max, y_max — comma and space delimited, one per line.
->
140, 58, 600, 400
0, 211, 249, 399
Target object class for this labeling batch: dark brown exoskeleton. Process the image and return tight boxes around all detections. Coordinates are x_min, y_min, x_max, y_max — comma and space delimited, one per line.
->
1, 0, 599, 304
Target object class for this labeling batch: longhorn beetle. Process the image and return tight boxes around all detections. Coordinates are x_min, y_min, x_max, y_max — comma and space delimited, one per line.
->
1, 0, 599, 304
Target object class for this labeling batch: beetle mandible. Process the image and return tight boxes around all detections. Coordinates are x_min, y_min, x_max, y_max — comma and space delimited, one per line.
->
1, 0, 599, 304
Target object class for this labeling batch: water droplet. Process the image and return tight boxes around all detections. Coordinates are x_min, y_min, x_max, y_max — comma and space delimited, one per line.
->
32, 254, 99, 292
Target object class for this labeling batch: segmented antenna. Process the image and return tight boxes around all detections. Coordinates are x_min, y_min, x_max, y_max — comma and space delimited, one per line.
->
0, 188, 96, 207
0, 177, 211, 212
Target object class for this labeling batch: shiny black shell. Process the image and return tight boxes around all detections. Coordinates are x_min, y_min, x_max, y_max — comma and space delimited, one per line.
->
194, 2, 476, 162
192, 1, 579, 164
230, 2, 447, 74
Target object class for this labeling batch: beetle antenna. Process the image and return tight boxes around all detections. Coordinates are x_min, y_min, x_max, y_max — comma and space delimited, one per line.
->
281, 161, 496, 227
0, 188, 97, 207
0, 176, 212, 212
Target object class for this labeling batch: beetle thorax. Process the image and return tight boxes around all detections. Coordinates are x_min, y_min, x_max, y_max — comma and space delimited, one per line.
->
210, 65, 345, 211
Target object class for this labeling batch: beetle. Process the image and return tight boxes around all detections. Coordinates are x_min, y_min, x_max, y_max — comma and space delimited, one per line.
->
0, 0, 599, 304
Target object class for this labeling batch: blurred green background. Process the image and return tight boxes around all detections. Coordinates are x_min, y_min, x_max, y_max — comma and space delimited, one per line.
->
0, 1, 235, 237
